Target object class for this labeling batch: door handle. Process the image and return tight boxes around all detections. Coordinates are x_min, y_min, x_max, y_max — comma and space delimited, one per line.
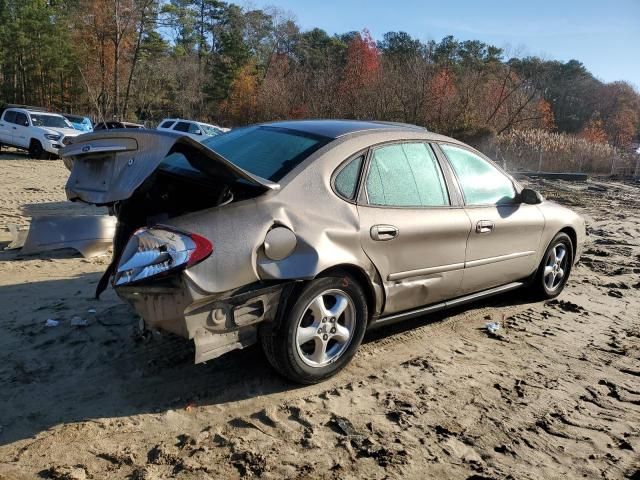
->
476, 220, 495, 234
371, 224, 399, 241
12, 126, 17, 130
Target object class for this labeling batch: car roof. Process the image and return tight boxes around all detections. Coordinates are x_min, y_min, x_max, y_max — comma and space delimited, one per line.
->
5, 107, 62, 116
257, 119, 428, 139
161, 118, 214, 126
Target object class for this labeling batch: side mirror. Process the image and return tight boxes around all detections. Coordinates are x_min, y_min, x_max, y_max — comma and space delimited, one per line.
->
519, 188, 543, 205
194, 129, 202, 135
24, 120, 29, 126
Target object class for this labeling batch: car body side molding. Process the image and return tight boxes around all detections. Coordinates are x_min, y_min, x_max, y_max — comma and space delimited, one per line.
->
369, 281, 525, 329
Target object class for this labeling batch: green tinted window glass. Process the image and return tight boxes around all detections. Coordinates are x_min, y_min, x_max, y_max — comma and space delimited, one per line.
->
440, 144, 515, 206
335, 156, 363, 200
366, 143, 449, 207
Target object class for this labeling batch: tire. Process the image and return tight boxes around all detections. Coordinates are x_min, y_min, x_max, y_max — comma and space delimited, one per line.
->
529, 232, 573, 300
28, 140, 48, 159
260, 275, 368, 384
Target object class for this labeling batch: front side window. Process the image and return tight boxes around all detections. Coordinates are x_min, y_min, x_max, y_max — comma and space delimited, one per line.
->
440, 144, 515, 206
188, 123, 202, 135
334, 155, 363, 200
365, 143, 449, 207
15, 112, 28, 126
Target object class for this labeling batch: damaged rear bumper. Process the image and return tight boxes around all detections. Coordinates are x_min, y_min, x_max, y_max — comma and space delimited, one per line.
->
116, 277, 295, 363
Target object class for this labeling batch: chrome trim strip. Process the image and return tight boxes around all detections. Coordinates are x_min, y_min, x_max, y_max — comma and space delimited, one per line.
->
370, 281, 524, 329
388, 262, 465, 281
372, 302, 446, 326
464, 251, 535, 269
63, 144, 133, 156
444, 281, 524, 307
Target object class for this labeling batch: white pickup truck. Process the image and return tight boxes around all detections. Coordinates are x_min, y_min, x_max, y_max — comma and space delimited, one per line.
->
0, 107, 82, 158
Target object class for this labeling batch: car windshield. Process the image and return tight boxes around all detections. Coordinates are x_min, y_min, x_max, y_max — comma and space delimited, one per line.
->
31, 114, 72, 128
65, 115, 83, 123
200, 124, 222, 136
161, 126, 329, 182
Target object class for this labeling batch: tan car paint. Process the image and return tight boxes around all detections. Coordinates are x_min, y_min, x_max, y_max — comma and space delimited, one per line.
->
460, 203, 545, 294
63, 123, 586, 364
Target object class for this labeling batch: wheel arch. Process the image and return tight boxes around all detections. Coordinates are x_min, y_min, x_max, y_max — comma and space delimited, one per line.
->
559, 226, 577, 262
315, 263, 383, 321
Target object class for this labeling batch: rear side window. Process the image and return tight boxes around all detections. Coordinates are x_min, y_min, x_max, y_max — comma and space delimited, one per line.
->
440, 144, 515, 206
173, 122, 190, 132
3, 110, 17, 123
334, 156, 363, 200
160, 120, 175, 129
365, 143, 449, 207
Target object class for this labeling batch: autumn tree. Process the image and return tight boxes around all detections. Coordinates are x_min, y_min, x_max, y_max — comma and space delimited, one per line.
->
580, 118, 608, 144
220, 62, 258, 124
338, 29, 380, 118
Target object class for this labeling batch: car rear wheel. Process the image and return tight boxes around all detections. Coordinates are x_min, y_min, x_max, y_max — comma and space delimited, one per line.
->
530, 232, 573, 299
28, 140, 48, 160
260, 275, 368, 384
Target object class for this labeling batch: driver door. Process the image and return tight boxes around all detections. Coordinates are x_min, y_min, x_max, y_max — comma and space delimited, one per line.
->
437, 143, 545, 294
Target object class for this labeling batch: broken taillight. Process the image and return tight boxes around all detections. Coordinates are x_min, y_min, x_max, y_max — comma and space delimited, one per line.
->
114, 226, 212, 286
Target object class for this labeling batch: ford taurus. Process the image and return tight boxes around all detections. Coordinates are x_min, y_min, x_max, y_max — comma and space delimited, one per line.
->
63, 120, 585, 384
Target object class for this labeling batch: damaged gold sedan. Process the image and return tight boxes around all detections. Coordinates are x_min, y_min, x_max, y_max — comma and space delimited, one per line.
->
63, 120, 585, 384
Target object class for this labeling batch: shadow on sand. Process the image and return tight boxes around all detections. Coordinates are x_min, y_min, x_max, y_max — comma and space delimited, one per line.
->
0, 269, 533, 446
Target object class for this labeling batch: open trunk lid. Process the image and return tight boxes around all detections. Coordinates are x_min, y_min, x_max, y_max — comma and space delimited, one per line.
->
63, 130, 278, 206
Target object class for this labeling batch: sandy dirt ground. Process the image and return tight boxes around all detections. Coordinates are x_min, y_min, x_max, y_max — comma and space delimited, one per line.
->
0, 152, 638, 479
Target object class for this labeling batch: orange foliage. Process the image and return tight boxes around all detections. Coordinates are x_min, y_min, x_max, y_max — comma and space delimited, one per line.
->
289, 104, 308, 119
340, 29, 380, 95
580, 118, 608, 144
221, 64, 258, 124
608, 109, 637, 147
538, 99, 555, 131
72, 0, 137, 118
430, 68, 456, 100
427, 68, 458, 131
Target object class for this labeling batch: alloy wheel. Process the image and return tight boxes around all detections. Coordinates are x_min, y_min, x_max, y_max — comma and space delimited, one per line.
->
295, 289, 356, 367
543, 243, 568, 292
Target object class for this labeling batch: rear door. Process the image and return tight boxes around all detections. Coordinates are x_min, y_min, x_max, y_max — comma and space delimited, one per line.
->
13, 112, 30, 148
0, 110, 15, 144
357, 142, 471, 314
437, 143, 544, 294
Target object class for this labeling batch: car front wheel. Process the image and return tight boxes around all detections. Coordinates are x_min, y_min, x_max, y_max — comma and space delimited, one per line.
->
530, 232, 573, 299
28, 140, 48, 160
260, 275, 368, 384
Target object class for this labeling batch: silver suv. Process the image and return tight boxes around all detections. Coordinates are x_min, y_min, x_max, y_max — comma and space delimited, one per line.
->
157, 118, 225, 141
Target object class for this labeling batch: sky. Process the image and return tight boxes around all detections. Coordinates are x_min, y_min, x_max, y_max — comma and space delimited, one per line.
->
236, 0, 640, 88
